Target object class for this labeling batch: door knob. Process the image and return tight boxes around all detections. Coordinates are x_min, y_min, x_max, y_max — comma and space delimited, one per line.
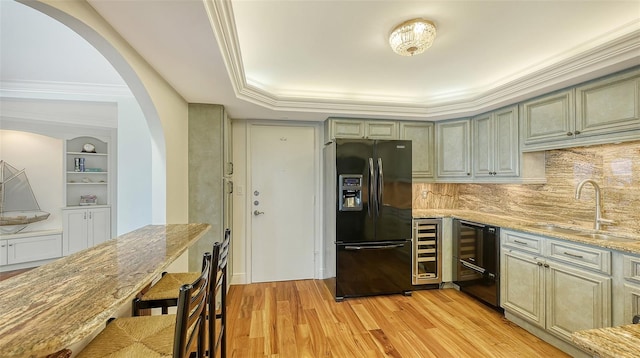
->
253, 210, 265, 216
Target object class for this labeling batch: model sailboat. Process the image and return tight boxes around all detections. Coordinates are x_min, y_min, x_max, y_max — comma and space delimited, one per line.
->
0, 160, 50, 234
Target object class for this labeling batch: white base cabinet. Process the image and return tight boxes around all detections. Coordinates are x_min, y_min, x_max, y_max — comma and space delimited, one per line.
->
63, 206, 111, 255
501, 229, 611, 350
0, 230, 63, 271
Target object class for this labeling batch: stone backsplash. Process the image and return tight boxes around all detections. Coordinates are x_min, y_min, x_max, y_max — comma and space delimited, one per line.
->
414, 140, 640, 236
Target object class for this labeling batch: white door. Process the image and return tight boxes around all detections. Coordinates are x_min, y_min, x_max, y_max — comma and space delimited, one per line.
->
250, 124, 316, 282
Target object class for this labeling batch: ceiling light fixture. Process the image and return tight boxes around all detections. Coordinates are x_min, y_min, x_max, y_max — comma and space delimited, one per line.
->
389, 18, 437, 56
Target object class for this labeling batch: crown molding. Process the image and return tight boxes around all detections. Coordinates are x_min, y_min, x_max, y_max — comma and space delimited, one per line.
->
0, 80, 132, 98
206, 1, 640, 120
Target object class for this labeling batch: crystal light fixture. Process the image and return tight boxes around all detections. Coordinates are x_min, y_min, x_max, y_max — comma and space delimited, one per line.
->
389, 18, 437, 56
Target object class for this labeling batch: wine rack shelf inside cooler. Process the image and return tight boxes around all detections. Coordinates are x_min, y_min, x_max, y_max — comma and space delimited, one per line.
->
413, 218, 442, 285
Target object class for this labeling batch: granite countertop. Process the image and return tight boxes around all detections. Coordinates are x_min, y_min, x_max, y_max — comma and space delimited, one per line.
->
413, 209, 640, 255
414, 209, 640, 357
572, 324, 640, 358
0, 223, 210, 358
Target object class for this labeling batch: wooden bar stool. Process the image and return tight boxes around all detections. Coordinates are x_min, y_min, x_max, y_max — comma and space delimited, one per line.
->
133, 229, 231, 316
76, 250, 215, 358
210, 229, 230, 358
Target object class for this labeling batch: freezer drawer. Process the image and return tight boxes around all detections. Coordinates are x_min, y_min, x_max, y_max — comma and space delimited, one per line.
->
335, 241, 412, 300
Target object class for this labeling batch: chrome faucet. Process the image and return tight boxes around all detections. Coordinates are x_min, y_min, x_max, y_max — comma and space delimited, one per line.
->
575, 179, 614, 230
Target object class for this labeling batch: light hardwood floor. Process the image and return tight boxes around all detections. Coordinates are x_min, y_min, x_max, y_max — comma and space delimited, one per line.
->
226, 280, 570, 357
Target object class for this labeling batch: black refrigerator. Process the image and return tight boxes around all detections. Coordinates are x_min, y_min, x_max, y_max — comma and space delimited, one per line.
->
323, 139, 412, 301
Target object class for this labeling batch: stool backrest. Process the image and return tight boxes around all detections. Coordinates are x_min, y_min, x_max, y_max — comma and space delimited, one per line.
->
209, 228, 230, 357
174, 251, 213, 358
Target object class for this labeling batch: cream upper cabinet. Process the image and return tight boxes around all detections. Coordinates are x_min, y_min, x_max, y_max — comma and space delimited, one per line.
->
324, 118, 398, 141
521, 68, 640, 151
575, 69, 640, 137
399, 121, 434, 179
365, 121, 398, 139
473, 106, 519, 178
435, 118, 472, 180
520, 89, 575, 147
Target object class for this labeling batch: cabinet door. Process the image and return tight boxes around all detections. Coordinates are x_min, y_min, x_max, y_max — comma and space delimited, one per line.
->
436, 119, 471, 178
520, 90, 575, 146
365, 121, 397, 139
223, 111, 233, 176
576, 71, 640, 137
0, 240, 7, 266
399, 122, 434, 178
63, 209, 89, 255
7, 235, 62, 265
501, 249, 545, 328
223, 178, 233, 232
329, 119, 365, 139
473, 113, 493, 177
545, 262, 611, 342
89, 207, 111, 246
493, 106, 519, 176
623, 283, 640, 325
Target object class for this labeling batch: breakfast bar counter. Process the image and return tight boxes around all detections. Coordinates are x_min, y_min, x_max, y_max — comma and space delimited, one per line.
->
0, 223, 210, 358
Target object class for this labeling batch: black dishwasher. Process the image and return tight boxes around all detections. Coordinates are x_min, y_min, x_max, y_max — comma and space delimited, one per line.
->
452, 219, 501, 309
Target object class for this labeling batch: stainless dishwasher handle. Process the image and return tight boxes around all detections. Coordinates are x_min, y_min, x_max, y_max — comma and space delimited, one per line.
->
460, 260, 486, 274
345, 243, 405, 250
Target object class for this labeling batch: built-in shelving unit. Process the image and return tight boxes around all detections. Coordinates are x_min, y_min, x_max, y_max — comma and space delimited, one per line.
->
65, 136, 109, 207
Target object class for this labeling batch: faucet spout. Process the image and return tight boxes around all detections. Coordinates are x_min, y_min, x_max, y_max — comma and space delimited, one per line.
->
575, 179, 605, 230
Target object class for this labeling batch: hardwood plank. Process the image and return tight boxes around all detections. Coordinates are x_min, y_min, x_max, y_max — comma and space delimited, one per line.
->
226, 280, 570, 357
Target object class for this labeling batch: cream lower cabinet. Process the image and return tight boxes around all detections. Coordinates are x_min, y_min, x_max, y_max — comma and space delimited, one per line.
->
0, 241, 6, 266
501, 230, 611, 346
63, 206, 111, 255
610, 252, 640, 326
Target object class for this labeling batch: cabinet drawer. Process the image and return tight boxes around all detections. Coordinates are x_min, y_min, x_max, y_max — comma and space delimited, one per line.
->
546, 239, 611, 274
501, 230, 544, 255
623, 254, 640, 283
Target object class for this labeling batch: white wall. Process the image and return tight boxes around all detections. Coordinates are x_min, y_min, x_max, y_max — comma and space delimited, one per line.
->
0, 130, 63, 232
0, 93, 154, 237
116, 96, 153, 234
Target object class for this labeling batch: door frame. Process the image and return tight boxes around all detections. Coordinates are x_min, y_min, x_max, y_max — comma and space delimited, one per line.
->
244, 120, 323, 283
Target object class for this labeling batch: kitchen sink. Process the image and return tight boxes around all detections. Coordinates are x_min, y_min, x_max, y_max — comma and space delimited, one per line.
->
527, 223, 585, 235
527, 223, 636, 242
577, 233, 635, 242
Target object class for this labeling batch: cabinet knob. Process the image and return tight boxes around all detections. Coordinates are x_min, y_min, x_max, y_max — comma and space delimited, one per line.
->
537, 262, 543, 266
467, 172, 471, 176
566, 132, 573, 136
574, 130, 581, 135
544, 264, 550, 268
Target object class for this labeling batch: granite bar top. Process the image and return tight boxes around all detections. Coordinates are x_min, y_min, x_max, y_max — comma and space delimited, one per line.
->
413, 209, 640, 255
572, 324, 640, 358
0, 223, 210, 358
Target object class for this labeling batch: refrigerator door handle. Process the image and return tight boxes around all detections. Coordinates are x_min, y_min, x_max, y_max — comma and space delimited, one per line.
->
368, 157, 375, 217
377, 158, 384, 214
344, 243, 405, 250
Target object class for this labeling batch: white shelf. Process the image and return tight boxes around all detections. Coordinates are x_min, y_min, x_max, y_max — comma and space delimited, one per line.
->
67, 183, 108, 185
67, 172, 108, 174
65, 136, 110, 207
66, 151, 107, 156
